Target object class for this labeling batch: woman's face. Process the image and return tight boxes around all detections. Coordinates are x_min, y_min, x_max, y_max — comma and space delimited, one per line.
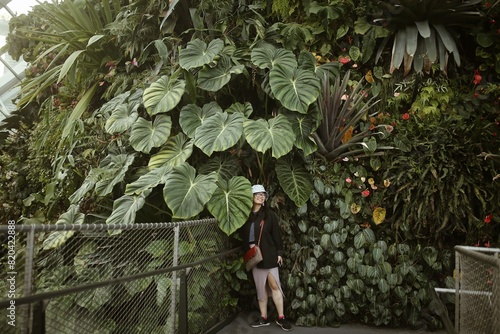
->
253, 192, 266, 205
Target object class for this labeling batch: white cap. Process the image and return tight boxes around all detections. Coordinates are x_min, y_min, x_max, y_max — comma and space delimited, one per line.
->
252, 184, 268, 197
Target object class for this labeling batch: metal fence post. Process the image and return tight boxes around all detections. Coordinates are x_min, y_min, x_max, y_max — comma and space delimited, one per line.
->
22, 226, 35, 334
169, 225, 180, 334
178, 269, 188, 334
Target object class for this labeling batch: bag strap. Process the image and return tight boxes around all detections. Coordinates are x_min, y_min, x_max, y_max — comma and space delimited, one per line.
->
257, 219, 265, 246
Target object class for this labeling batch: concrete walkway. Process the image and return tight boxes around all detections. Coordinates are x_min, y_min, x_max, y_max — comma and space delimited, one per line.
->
216, 310, 448, 334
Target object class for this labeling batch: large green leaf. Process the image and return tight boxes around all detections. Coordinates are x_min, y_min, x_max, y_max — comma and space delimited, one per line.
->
106, 191, 149, 225
179, 38, 224, 70
194, 112, 245, 156
129, 115, 172, 153
179, 102, 222, 138
148, 133, 193, 170
269, 64, 320, 114
251, 47, 297, 71
243, 114, 295, 159
433, 24, 460, 66
275, 155, 313, 207
143, 75, 185, 116
226, 102, 253, 118
391, 29, 406, 72
207, 177, 253, 236
125, 165, 172, 195
197, 65, 244, 92
163, 163, 218, 219
282, 109, 318, 156
95, 154, 136, 196
198, 155, 240, 182
298, 51, 340, 81
42, 205, 84, 250
104, 104, 139, 134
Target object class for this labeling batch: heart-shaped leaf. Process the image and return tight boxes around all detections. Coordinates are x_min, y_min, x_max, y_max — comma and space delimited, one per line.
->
198, 155, 240, 182
179, 38, 224, 70
282, 109, 318, 156
143, 75, 185, 116
226, 102, 253, 118
148, 133, 193, 170
95, 154, 135, 196
251, 47, 297, 71
163, 163, 218, 218
179, 102, 222, 138
104, 104, 138, 134
197, 65, 244, 92
194, 111, 244, 156
207, 176, 253, 235
130, 115, 172, 153
269, 64, 320, 114
243, 114, 295, 159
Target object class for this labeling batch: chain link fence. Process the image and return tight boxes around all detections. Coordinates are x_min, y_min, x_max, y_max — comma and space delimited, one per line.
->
454, 246, 500, 334
0, 219, 240, 334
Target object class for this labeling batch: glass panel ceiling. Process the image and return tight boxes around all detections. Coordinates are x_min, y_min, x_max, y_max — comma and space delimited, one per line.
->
0, 0, 39, 121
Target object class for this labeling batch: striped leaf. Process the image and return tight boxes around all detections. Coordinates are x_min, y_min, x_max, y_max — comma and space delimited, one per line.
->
129, 115, 172, 153
179, 102, 222, 138
148, 133, 193, 170
275, 155, 313, 206
179, 38, 224, 70
194, 111, 244, 157
143, 75, 185, 116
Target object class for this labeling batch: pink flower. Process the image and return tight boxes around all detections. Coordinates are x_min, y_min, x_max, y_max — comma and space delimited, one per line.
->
346, 177, 352, 183
361, 189, 370, 197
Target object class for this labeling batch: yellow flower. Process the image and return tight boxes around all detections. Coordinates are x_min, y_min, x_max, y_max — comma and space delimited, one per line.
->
368, 178, 375, 185
372, 207, 386, 225
350, 203, 361, 214
384, 179, 391, 187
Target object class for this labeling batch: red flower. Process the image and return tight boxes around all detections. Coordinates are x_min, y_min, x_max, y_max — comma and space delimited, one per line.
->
474, 240, 480, 247
485, 241, 491, 248
484, 214, 492, 223
485, 2, 491, 7
338, 56, 351, 65
473, 70, 482, 85
402, 113, 410, 120
361, 189, 370, 197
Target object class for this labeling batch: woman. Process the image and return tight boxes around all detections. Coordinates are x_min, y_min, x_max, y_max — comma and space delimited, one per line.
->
240, 184, 292, 331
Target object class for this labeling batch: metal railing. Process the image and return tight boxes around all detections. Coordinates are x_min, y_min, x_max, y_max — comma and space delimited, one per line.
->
433, 246, 500, 334
0, 219, 240, 334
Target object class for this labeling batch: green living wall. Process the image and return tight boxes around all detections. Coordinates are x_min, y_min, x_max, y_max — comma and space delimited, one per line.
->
0, 0, 499, 330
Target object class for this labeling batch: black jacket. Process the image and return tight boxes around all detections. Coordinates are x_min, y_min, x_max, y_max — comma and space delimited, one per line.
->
240, 206, 283, 269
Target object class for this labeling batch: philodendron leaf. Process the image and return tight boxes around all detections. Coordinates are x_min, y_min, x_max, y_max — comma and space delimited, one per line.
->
198, 155, 240, 182
95, 154, 135, 196
197, 65, 244, 92
275, 155, 313, 207
282, 109, 318, 156
125, 165, 173, 195
143, 75, 185, 116
251, 47, 297, 71
42, 205, 84, 250
243, 114, 295, 159
69, 168, 101, 204
194, 111, 245, 156
106, 191, 150, 226
130, 115, 172, 153
179, 102, 222, 138
207, 176, 253, 235
226, 102, 253, 118
148, 133, 193, 170
104, 104, 138, 134
269, 64, 320, 114
179, 38, 224, 70
422, 246, 438, 266
163, 163, 218, 219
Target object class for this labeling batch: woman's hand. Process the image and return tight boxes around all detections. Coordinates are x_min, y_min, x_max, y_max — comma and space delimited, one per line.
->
277, 256, 283, 267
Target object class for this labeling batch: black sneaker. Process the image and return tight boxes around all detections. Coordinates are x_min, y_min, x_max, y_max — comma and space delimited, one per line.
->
276, 317, 292, 331
250, 317, 270, 328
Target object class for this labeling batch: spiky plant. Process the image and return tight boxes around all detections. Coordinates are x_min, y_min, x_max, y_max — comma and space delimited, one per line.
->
374, 0, 482, 75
